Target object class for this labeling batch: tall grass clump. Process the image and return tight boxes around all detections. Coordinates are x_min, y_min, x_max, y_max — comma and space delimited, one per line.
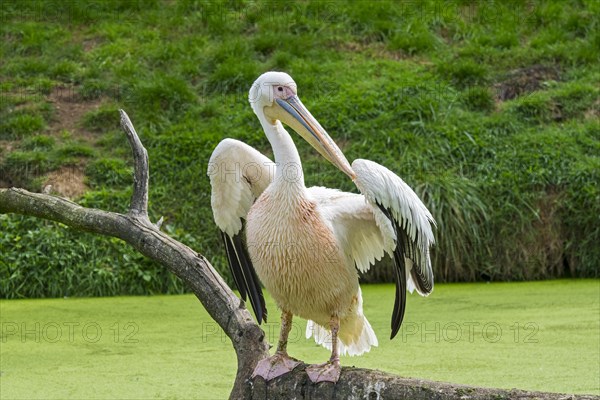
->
0, 112, 46, 139
417, 173, 489, 282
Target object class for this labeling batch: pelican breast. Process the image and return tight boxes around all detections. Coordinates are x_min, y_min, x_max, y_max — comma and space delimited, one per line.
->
246, 189, 358, 325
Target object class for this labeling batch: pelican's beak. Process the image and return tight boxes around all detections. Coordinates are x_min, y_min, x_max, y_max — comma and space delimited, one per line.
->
267, 95, 355, 179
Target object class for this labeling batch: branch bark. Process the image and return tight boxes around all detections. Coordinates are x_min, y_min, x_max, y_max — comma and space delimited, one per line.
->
0, 111, 596, 400
120, 110, 150, 220
248, 366, 599, 399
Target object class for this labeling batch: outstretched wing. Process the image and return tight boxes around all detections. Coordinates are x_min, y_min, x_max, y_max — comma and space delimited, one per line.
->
352, 159, 435, 339
310, 186, 394, 273
207, 138, 274, 324
312, 159, 435, 340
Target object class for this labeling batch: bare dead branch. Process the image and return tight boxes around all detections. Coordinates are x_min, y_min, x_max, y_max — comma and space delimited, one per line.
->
119, 109, 150, 221
249, 366, 598, 399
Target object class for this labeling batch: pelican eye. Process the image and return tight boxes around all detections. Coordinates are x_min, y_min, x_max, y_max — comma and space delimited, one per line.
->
277, 86, 283, 92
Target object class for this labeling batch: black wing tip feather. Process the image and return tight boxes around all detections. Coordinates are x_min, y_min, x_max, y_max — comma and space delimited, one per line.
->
376, 203, 408, 340
390, 221, 407, 340
232, 233, 268, 324
221, 231, 247, 301
221, 231, 268, 324
411, 266, 434, 295
390, 261, 407, 339
376, 202, 435, 338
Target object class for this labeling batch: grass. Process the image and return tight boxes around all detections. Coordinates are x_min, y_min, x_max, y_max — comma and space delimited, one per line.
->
0, 280, 598, 399
1, 0, 599, 297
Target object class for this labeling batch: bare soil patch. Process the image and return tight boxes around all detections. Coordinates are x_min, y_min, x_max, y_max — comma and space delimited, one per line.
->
38, 85, 106, 197
0, 86, 104, 195
43, 166, 88, 199
47, 85, 103, 138
494, 64, 561, 101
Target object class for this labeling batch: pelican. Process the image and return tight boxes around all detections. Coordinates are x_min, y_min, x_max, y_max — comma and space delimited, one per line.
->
208, 71, 435, 383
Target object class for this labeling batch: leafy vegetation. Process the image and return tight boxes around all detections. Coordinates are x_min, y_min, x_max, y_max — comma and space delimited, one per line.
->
1, 0, 599, 297
0, 214, 189, 297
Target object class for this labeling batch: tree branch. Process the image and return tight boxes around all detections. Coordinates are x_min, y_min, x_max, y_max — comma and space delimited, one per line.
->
0, 110, 596, 400
249, 366, 598, 399
119, 109, 150, 220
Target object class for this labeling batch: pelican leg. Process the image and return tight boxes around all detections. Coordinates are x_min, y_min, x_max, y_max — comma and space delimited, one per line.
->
252, 311, 302, 381
276, 310, 293, 353
306, 316, 342, 383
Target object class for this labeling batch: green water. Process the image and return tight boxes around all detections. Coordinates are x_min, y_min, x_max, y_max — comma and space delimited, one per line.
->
1, 280, 598, 399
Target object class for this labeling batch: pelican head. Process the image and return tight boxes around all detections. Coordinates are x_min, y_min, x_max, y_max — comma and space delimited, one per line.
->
249, 71, 355, 179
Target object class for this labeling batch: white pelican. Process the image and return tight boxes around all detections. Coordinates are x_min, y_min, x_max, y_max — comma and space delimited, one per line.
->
208, 71, 435, 383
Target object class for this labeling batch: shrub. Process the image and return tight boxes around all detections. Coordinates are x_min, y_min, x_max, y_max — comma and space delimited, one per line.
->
0, 112, 46, 139
82, 105, 121, 133
20, 135, 55, 151
0, 214, 185, 299
460, 86, 495, 112
1, 150, 57, 189
438, 59, 489, 88
85, 158, 132, 187
389, 25, 441, 55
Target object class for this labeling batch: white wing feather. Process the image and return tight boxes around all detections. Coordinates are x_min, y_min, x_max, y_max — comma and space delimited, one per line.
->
208, 138, 274, 236
352, 158, 435, 295
311, 158, 435, 295
352, 159, 435, 247
310, 186, 420, 294
207, 138, 273, 324
310, 187, 393, 273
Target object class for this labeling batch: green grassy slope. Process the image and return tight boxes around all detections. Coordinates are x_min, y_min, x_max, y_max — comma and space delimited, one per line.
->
1, 1, 599, 297
1, 281, 598, 398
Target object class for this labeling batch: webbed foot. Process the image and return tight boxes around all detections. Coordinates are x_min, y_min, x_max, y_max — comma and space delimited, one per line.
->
305, 359, 341, 383
252, 352, 302, 381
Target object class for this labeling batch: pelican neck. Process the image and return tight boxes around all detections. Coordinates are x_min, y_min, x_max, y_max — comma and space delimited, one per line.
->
256, 113, 306, 192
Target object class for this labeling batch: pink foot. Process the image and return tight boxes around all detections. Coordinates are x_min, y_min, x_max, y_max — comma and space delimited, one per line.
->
252, 352, 302, 381
306, 360, 341, 383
